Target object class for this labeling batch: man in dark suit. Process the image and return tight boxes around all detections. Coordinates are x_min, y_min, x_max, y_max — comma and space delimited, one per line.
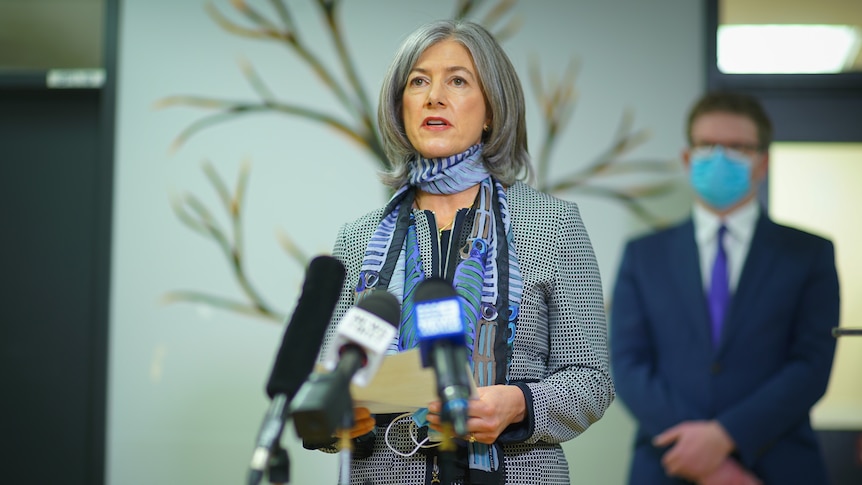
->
610, 92, 840, 484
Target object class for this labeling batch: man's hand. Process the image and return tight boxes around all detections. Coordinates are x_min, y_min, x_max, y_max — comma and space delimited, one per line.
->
698, 457, 762, 485
653, 420, 735, 481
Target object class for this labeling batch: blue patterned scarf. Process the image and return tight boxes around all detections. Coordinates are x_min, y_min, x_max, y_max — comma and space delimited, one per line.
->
356, 144, 522, 482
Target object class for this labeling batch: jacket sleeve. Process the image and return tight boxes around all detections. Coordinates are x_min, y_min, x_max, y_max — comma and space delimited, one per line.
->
319, 222, 357, 364
609, 239, 702, 437
514, 201, 615, 444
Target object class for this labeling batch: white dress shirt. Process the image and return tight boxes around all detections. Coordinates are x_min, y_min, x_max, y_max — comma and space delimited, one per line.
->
692, 199, 760, 293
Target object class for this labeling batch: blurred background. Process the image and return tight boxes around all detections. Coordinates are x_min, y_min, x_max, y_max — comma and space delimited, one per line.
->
1, 0, 860, 484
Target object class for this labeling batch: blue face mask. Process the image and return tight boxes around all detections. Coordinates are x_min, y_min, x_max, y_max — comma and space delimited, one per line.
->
689, 146, 752, 209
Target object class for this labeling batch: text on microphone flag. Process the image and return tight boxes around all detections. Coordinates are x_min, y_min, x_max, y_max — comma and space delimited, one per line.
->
416, 298, 464, 337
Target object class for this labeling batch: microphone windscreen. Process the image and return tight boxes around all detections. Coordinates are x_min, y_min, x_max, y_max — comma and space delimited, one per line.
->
322, 289, 400, 387
414, 277, 458, 303
355, 289, 400, 329
265, 255, 346, 399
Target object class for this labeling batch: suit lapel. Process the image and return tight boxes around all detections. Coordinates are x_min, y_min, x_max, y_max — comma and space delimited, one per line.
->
717, 214, 778, 354
668, 220, 713, 348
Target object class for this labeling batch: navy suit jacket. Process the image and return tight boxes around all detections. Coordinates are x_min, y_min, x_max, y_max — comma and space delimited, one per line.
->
610, 213, 839, 484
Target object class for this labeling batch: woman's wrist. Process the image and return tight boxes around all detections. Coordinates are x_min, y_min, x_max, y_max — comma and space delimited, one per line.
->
505, 384, 527, 424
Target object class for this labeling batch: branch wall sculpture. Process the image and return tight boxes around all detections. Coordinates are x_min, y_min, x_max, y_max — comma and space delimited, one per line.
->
160, 0, 684, 322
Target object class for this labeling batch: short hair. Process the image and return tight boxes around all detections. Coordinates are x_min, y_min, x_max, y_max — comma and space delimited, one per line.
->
685, 91, 773, 150
377, 19, 531, 189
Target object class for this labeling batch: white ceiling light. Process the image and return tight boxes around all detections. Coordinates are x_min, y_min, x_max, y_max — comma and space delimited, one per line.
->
718, 24, 861, 74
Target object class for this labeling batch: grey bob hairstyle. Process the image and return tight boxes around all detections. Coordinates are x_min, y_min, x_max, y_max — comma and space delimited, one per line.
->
377, 19, 532, 189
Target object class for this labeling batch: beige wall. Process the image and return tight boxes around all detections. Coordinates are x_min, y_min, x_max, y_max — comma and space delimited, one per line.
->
770, 142, 862, 429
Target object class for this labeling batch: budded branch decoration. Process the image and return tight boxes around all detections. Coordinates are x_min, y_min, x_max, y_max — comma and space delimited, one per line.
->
161, 0, 683, 322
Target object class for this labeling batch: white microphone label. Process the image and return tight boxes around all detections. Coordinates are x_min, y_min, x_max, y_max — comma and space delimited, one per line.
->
325, 307, 397, 387
339, 308, 397, 355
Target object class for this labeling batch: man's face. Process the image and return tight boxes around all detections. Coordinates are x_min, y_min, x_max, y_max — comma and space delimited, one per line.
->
683, 111, 769, 212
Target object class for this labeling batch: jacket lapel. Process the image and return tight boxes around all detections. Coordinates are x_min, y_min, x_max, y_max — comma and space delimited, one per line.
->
668, 220, 713, 348
716, 214, 777, 354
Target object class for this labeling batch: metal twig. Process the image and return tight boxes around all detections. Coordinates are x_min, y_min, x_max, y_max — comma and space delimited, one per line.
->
166, 161, 285, 321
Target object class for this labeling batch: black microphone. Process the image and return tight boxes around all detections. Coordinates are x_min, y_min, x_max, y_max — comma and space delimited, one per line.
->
247, 255, 346, 485
414, 278, 473, 437
290, 289, 400, 444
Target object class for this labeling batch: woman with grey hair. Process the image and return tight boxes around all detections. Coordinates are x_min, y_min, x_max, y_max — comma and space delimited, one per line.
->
317, 19, 613, 484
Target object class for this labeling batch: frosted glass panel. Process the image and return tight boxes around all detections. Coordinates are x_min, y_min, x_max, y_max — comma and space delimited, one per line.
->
0, 0, 104, 70
769, 142, 862, 429
720, 0, 862, 74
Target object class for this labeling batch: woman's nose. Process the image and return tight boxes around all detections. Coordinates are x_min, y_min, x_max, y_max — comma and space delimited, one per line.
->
426, 84, 445, 107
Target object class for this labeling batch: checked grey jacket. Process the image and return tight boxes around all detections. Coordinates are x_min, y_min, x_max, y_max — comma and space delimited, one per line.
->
320, 181, 614, 485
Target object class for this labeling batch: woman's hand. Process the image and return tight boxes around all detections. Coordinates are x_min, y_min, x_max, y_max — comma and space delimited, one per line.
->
342, 407, 376, 439
426, 385, 526, 444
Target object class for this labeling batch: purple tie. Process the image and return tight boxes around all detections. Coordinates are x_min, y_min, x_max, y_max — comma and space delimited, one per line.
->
708, 225, 729, 347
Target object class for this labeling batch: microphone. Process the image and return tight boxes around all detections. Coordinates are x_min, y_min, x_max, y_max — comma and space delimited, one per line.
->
290, 289, 400, 444
414, 278, 473, 437
247, 255, 346, 485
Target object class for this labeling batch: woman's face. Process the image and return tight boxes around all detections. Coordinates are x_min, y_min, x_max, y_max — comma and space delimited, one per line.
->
402, 39, 489, 159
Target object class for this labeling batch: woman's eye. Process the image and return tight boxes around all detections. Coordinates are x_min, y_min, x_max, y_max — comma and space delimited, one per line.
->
452, 77, 465, 86
409, 78, 426, 87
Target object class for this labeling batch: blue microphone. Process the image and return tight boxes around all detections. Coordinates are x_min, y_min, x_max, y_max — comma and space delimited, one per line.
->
414, 278, 472, 437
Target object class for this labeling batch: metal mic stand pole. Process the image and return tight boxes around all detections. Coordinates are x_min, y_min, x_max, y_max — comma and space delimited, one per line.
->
267, 444, 290, 484
338, 409, 354, 485
437, 424, 456, 485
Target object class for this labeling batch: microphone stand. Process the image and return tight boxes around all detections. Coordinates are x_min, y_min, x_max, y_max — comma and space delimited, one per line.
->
247, 394, 292, 485
437, 424, 457, 485
338, 410, 354, 485
266, 444, 290, 484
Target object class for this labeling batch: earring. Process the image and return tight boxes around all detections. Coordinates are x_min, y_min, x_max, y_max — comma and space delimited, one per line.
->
483, 123, 490, 132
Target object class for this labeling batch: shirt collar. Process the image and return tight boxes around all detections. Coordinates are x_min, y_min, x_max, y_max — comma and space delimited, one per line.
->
693, 198, 760, 244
